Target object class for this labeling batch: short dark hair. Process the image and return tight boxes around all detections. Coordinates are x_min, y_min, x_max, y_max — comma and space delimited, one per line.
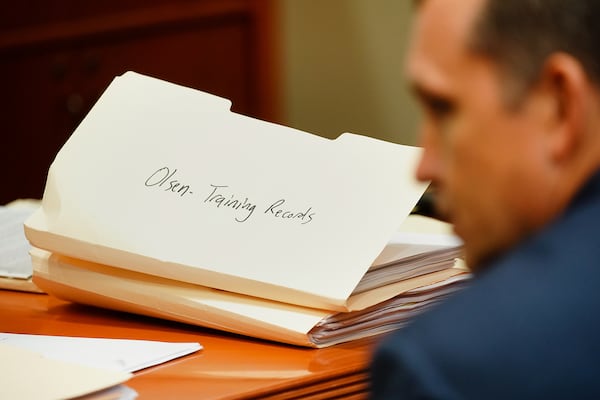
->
470, 0, 600, 102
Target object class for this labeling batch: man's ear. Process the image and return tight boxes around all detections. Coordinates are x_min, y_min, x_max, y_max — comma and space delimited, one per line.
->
536, 52, 588, 163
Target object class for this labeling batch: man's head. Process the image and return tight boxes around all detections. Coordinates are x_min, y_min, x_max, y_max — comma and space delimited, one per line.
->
408, 0, 600, 268
471, 1, 600, 104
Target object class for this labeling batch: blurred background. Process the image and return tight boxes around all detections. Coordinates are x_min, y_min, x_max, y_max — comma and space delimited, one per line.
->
0, 0, 419, 205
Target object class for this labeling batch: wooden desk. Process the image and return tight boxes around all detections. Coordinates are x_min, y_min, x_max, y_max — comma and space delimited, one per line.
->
0, 289, 376, 399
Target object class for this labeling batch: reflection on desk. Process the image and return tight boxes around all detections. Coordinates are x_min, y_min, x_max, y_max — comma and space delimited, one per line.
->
0, 290, 377, 399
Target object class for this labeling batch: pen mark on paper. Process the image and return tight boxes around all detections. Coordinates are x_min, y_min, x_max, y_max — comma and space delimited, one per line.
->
145, 167, 193, 197
144, 166, 316, 225
264, 199, 315, 225
204, 184, 256, 223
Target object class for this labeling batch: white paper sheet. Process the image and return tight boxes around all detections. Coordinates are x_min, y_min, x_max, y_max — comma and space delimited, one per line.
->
0, 203, 39, 279
0, 333, 201, 372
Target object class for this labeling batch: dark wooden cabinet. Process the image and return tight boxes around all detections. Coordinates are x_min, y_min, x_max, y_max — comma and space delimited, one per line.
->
0, 0, 279, 204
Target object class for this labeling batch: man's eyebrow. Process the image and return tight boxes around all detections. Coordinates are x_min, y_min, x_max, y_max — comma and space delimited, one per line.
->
409, 81, 456, 118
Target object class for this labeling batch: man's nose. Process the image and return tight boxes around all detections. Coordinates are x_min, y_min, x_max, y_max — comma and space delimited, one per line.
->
415, 125, 440, 183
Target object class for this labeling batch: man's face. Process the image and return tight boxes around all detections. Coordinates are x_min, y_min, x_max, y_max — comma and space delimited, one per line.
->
408, 0, 555, 267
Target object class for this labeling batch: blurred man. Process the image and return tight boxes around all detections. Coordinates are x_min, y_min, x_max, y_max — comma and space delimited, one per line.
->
370, 0, 600, 398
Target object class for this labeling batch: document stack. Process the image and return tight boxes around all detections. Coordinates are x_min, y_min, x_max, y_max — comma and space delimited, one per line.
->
0, 200, 43, 293
24, 72, 470, 347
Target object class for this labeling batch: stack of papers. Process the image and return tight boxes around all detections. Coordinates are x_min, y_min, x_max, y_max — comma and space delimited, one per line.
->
24, 71, 471, 347
29, 215, 469, 348
354, 227, 464, 294
310, 272, 468, 345
0, 200, 43, 293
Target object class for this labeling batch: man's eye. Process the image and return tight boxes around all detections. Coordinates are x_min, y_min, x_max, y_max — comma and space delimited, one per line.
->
425, 97, 454, 118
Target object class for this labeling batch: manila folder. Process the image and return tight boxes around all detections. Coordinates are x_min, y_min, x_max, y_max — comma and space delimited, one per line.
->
25, 71, 429, 311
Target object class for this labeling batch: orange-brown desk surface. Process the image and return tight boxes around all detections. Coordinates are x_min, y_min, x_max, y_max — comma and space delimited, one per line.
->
0, 290, 378, 399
